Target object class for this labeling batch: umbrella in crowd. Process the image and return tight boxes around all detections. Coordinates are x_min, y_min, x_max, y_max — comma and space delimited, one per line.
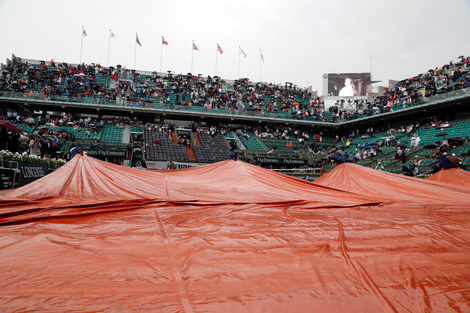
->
435, 132, 448, 137
0, 120, 20, 133
396, 143, 408, 148
424, 143, 438, 149
357, 145, 366, 149
448, 137, 464, 145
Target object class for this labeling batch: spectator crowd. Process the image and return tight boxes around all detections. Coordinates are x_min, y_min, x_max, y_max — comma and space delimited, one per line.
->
0, 107, 141, 161
2, 55, 470, 125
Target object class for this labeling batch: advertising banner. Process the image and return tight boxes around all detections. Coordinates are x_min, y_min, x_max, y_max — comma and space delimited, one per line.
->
85, 150, 127, 158
254, 157, 307, 166
0, 168, 17, 189
130, 148, 147, 169
18, 162, 49, 186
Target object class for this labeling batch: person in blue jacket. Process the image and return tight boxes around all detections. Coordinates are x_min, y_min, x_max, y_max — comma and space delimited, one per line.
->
435, 152, 457, 170
69, 145, 83, 160
228, 149, 238, 160
331, 150, 348, 166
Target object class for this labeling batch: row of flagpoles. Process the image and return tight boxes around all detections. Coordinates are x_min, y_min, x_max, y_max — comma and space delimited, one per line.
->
80, 27, 265, 79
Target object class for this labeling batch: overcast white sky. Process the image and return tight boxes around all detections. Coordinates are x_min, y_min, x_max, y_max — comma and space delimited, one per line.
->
1, 0, 469, 94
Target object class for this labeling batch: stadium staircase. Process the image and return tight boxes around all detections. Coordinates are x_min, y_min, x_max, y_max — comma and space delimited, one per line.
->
228, 132, 246, 150
194, 133, 202, 146
171, 132, 178, 145
121, 125, 130, 144
185, 147, 197, 161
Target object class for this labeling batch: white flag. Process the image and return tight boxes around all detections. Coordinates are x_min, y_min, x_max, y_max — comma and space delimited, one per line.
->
240, 47, 247, 58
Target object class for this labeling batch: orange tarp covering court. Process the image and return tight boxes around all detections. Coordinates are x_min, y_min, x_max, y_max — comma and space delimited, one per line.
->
314, 163, 470, 203
0, 156, 469, 312
426, 167, 470, 188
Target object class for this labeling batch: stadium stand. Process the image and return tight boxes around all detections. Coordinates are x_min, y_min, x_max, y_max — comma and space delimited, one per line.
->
192, 132, 229, 163
0, 54, 470, 174
143, 126, 189, 162
2, 54, 469, 126
101, 124, 123, 143
238, 131, 266, 151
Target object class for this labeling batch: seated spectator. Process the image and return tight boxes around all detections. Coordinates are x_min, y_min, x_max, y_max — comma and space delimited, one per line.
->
267, 147, 278, 155
410, 157, 422, 176
395, 147, 406, 164
375, 162, 384, 171
439, 137, 449, 152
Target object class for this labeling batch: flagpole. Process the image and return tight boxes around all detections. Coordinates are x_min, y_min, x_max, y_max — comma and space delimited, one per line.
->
191, 40, 194, 73
215, 43, 218, 76
160, 37, 163, 73
107, 30, 111, 67
259, 49, 262, 82
134, 33, 137, 69
80, 26, 84, 64
238, 46, 241, 79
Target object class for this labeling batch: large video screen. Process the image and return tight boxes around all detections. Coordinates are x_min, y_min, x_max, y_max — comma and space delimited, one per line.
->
325, 73, 371, 97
